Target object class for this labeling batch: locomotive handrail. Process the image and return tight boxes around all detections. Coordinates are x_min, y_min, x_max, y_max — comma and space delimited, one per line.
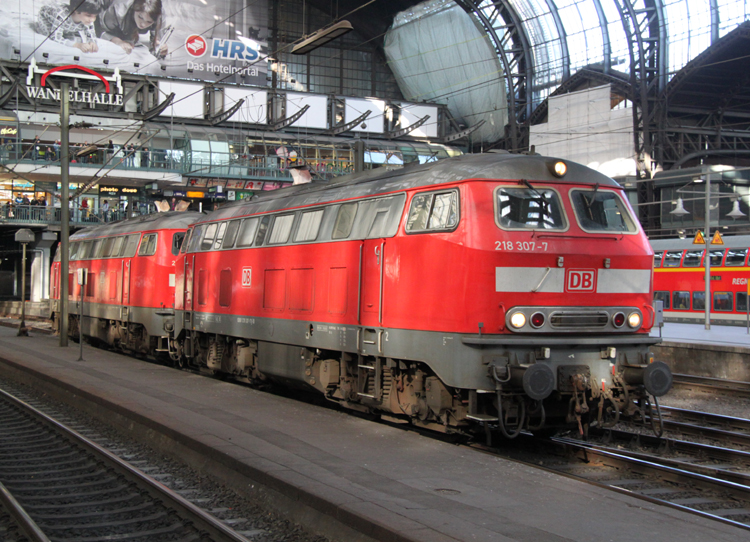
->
462, 336, 662, 346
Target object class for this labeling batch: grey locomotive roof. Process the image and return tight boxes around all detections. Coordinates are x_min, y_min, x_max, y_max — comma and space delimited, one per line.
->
71, 211, 202, 241
204, 151, 619, 223
651, 234, 750, 251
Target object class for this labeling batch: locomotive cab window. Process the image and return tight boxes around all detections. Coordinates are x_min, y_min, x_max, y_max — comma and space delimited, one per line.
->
406, 190, 459, 232
682, 250, 703, 267
188, 225, 203, 253
180, 229, 192, 254
570, 189, 637, 233
138, 233, 158, 256
495, 186, 566, 230
172, 232, 186, 255
212, 222, 227, 250
122, 234, 140, 258
725, 248, 748, 266
663, 251, 683, 267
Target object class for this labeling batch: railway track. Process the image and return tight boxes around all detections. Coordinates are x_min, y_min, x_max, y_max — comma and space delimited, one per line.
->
0, 386, 252, 542
655, 406, 750, 448
672, 373, 750, 399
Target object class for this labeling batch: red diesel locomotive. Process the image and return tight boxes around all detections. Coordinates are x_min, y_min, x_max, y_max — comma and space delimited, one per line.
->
652, 235, 750, 325
51, 212, 201, 353
54, 152, 672, 437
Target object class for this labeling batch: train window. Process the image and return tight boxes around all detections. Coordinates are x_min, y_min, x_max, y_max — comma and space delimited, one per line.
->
102, 237, 116, 258
406, 190, 459, 232
255, 216, 271, 245
332, 203, 358, 239
709, 249, 724, 267
682, 250, 703, 267
738, 293, 748, 313
268, 214, 295, 244
692, 291, 705, 311
295, 209, 324, 242
172, 232, 185, 256
654, 291, 670, 310
236, 218, 259, 247
713, 292, 733, 312
663, 251, 683, 267
673, 291, 690, 310
79, 241, 92, 260
92, 239, 105, 259
213, 223, 227, 250
138, 233, 158, 256
222, 220, 241, 249
200, 223, 218, 251
570, 189, 637, 233
122, 234, 140, 258
495, 187, 566, 230
69, 242, 79, 261
653, 251, 663, 267
725, 248, 748, 266
188, 225, 203, 253
111, 236, 125, 257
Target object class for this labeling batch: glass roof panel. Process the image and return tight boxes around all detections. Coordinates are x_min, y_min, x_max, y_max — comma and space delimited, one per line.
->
717, 0, 749, 36
556, 0, 605, 71
664, 0, 713, 75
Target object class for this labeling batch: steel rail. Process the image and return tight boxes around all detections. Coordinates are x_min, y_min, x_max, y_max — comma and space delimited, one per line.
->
672, 374, 750, 399
656, 406, 750, 447
0, 481, 50, 542
0, 387, 251, 542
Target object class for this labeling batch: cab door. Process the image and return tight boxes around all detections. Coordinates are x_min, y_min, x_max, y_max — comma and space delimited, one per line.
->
122, 260, 131, 305
360, 239, 384, 327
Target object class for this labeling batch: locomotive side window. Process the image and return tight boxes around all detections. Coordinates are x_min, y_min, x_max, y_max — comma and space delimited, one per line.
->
653, 251, 663, 267
725, 248, 748, 266
92, 239, 105, 259
355, 194, 406, 239
138, 233, 158, 256
654, 291, 670, 309
332, 203, 358, 239
122, 234, 140, 258
570, 189, 637, 232
406, 190, 459, 232
495, 187, 566, 230
692, 291, 705, 311
255, 216, 271, 246
102, 237, 116, 258
673, 291, 690, 310
222, 220, 241, 248
713, 292, 733, 312
212, 223, 227, 250
80, 240, 93, 260
268, 214, 295, 245
236, 218, 259, 247
111, 236, 125, 257
69, 242, 79, 261
663, 251, 683, 267
295, 209, 325, 242
682, 250, 703, 267
180, 229, 192, 254
200, 223, 218, 251
172, 232, 186, 255
188, 225, 203, 253
709, 249, 724, 266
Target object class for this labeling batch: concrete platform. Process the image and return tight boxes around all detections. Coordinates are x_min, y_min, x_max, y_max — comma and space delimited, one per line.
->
651, 322, 750, 381
0, 326, 744, 542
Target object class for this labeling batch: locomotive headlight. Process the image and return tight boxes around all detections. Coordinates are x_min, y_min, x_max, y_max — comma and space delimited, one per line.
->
551, 160, 567, 177
510, 312, 527, 329
627, 312, 642, 328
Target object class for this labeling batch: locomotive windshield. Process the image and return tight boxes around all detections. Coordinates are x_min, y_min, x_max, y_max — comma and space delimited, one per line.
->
570, 189, 638, 233
495, 187, 566, 230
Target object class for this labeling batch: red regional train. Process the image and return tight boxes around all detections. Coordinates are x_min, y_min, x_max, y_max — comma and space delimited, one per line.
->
52, 152, 672, 438
651, 235, 750, 325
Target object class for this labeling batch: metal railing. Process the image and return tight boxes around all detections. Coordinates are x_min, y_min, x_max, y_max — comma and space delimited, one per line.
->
0, 204, 129, 226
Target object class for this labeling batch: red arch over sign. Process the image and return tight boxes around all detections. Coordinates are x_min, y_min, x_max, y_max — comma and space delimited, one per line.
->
41, 65, 110, 93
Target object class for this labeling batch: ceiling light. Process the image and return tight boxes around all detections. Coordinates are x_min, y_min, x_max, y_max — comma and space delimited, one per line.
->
292, 20, 353, 54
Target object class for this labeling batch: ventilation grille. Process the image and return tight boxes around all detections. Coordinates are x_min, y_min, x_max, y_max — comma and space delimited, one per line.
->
549, 311, 609, 328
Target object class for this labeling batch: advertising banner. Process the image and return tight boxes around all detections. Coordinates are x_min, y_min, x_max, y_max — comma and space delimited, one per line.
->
0, 0, 268, 85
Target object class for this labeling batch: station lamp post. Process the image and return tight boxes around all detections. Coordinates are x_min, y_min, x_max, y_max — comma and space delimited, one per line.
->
14, 228, 35, 336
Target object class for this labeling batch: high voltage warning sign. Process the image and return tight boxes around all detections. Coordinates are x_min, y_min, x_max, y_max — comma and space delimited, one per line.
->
692, 231, 724, 245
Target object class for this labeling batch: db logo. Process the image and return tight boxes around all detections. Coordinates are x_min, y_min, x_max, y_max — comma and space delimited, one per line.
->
241, 267, 252, 287
567, 269, 596, 292
185, 35, 207, 57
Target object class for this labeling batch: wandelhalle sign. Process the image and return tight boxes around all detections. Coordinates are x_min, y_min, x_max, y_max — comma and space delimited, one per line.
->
26, 60, 124, 106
